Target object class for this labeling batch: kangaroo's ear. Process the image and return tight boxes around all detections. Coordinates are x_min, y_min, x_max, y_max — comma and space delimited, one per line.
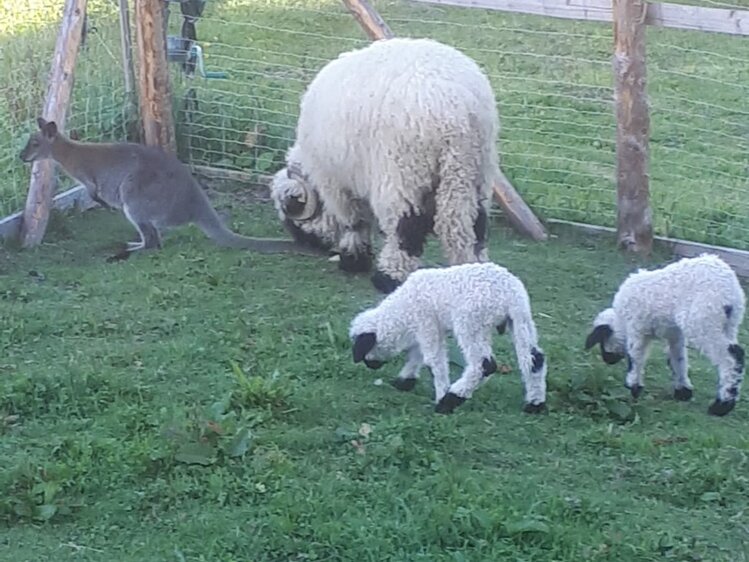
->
585, 324, 613, 350
42, 121, 58, 138
352, 332, 377, 363
37, 116, 47, 130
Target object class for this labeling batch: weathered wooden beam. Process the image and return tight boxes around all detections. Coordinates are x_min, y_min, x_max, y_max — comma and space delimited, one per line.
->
134, 0, 176, 151
118, 0, 136, 103
613, 0, 652, 254
493, 171, 547, 241
19, 0, 88, 248
408, 0, 749, 37
341, 0, 394, 40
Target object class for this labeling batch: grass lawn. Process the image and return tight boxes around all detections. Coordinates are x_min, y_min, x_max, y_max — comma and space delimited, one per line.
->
2, 190, 749, 561
1, 0, 748, 247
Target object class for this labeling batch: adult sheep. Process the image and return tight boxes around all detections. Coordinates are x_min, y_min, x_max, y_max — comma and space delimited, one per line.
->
270, 37, 502, 293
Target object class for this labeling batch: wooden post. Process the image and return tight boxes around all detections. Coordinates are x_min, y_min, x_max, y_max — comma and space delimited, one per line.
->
118, 0, 136, 103
341, 0, 394, 40
134, 0, 176, 152
613, 0, 652, 253
20, 0, 88, 248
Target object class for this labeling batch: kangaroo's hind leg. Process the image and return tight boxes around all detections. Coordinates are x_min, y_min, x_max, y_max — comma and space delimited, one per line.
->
107, 204, 162, 262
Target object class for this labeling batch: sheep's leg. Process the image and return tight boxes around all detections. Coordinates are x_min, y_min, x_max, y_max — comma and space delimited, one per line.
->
624, 337, 650, 399
702, 339, 745, 417
372, 228, 422, 294
433, 147, 485, 266
436, 326, 495, 414
392, 346, 423, 392
666, 331, 693, 401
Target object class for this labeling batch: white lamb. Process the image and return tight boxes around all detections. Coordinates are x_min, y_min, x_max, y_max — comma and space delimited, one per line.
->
271, 37, 502, 294
349, 262, 547, 414
585, 253, 746, 416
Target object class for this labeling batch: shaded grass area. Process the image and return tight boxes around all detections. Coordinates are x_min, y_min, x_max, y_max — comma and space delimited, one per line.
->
1, 194, 749, 561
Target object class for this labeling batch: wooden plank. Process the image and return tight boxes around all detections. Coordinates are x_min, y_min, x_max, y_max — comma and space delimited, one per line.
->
118, 0, 136, 102
19, 0, 88, 248
134, 0, 176, 151
613, 0, 652, 254
408, 0, 749, 36
341, 0, 394, 40
548, 219, 749, 279
493, 170, 548, 241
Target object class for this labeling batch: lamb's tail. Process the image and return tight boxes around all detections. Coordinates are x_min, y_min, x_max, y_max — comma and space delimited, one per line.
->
194, 196, 328, 257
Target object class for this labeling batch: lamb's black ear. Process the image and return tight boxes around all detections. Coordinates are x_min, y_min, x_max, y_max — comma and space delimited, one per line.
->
353, 332, 377, 363
585, 324, 613, 350
37, 116, 47, 130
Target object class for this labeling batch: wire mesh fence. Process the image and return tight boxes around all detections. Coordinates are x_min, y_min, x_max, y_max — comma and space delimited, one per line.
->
0, 0, 134, 218
1, 0, 747, 250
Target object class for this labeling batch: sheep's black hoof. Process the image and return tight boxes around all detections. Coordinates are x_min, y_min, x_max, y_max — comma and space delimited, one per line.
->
435, 392, 465, 414
628, 384, 644, 399
371, 270, 402, 294
523, 401, 546, 414
339, 250, 373, 273
708, 399, 735, 417
481, 357, 498, 378
674, 387, 693, 401
391, 377, 417, 392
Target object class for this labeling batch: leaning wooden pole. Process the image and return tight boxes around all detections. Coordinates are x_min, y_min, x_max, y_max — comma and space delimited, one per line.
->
118, 0, 136, 106
339, 0, 547, 241
134, 0, 176, 152
20, 0, 88, 248
613, 0, 652, 253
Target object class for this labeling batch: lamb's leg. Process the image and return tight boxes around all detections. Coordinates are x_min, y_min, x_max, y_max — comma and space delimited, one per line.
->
416, 329, 451, 408
703, 339, 745, 417
436, 326, 495, 414
624, 336, 650, 399
391, 346, 423, 392
667, 331, 693, 401
320, 190, 373, 273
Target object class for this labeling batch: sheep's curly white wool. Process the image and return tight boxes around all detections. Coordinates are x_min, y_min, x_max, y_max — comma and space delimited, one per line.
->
270, 37, 501, 294
349, 262, 547, 414
585, 253, 746, 416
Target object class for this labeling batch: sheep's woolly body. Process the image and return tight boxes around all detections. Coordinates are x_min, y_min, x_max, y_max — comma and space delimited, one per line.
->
271, 37, 500, 292
587, 254, 746, 416
349, 262, 547, 413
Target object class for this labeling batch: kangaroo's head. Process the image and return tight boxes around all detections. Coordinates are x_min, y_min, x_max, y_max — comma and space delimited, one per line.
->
19, 117, 59, 163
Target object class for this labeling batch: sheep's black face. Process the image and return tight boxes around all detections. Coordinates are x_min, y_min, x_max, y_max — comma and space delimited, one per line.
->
585, 323, 625, 365
352, 331, 390, 369
364, 359, 384, 370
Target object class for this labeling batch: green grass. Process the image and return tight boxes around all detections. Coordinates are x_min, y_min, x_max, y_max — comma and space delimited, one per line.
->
2, 193, 749, 560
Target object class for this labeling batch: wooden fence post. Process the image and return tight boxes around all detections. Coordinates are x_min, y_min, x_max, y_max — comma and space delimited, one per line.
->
341, 0, 394, 39
613, 0, 652, 253
118, 0, 136, 106
20, 0, 88, 248
134, 0, 176, 152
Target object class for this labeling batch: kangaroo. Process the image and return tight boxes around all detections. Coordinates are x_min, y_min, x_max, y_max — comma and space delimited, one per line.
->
19, 117, 327, 261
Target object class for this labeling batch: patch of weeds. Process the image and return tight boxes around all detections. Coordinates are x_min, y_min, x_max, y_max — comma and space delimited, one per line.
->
552, 370, 642, 423
160, 393, 260, 468
0, 459, 82, 524
229, 360, 292, 412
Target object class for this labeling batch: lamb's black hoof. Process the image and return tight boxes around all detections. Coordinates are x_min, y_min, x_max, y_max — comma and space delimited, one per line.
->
435, 392, 465, 414
523, 401, 546, 414
339, 250, 372, 273
708, 399, 735, 417
628, 384, 644, 399
371, 270, 402, 294
674, 387, 693, 401
391, 377, 417, 392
